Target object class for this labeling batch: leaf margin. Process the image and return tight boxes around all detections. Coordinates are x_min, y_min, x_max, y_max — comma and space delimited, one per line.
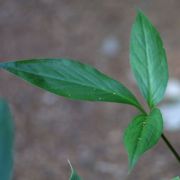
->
0, 59, 144, 112
130, 10, 168, 108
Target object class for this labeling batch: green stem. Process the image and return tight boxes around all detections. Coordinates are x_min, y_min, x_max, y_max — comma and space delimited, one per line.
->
136, 103, 147, 115
161, 133, 180, 163
139, 106, 147, 115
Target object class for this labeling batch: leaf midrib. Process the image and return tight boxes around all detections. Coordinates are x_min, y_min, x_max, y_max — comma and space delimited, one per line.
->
131, 116, 147, 165
4, 66, 136, 104
140, 15, 152, 106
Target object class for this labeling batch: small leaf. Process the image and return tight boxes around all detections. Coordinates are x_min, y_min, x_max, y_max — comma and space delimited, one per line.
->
171, 177, 180, 180
123, 108, 163, 171
68, 160, 82, 180
130, 11, 168, 108
0, 99, 14, 180
0, 59, 143, 111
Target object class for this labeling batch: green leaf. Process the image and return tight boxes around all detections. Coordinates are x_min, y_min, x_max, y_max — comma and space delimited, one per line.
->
0, 59, 143, 111
130, 11, 168, 108
171, 177, 180, 180
123, 108, 163, 171
68, 160, 82, 180
0, 99, 14, 180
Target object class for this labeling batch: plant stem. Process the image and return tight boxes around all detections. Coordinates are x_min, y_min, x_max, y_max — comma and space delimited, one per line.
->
137, 103, 147, 115
161, 133, 180, 163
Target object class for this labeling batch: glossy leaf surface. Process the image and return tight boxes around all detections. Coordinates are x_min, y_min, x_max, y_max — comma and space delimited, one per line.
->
130, 11, 168, 107
0, 59, 142, 109
123, 108, 163, 170
0, 100, 14, 180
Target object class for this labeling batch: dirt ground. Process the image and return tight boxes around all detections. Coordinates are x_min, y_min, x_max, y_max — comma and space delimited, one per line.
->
0, 0, 179, 179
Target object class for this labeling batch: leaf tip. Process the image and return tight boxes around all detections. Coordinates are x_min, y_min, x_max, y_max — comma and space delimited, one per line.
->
128, 156, 138, 173
136, 9, 148, 22
0, 62, 5, 69
0, 62, 11, 70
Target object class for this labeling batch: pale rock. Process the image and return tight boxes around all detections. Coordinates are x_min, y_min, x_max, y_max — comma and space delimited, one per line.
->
100, 36, 121, 57
165, 79, 180, 100
160, 103, 180, 131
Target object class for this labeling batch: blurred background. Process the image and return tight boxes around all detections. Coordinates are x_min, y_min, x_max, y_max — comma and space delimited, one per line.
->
0, 0, 180, 179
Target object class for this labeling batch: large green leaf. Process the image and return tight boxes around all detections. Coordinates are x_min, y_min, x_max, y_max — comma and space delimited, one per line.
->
123, 108, 163, 170
0, 59, 143, 111
68, 160, 82, 180
130, 11, 168, 108
0, 99, 14, 180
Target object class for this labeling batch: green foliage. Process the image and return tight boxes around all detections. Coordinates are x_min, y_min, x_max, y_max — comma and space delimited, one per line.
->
130, 11, 168, 108
0, 59, 142, 111
171, 177, 180, 180
68, 160, 82, 180
123, 108, 163, 170
0, 99, 14, 180
0, 9, 177, 177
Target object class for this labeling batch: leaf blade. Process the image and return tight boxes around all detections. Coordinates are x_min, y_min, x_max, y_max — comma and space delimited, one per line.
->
0, 59, 142, 110
123, 108, 163, 170
0, 99, 14, 180
130, 11, 168, 107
